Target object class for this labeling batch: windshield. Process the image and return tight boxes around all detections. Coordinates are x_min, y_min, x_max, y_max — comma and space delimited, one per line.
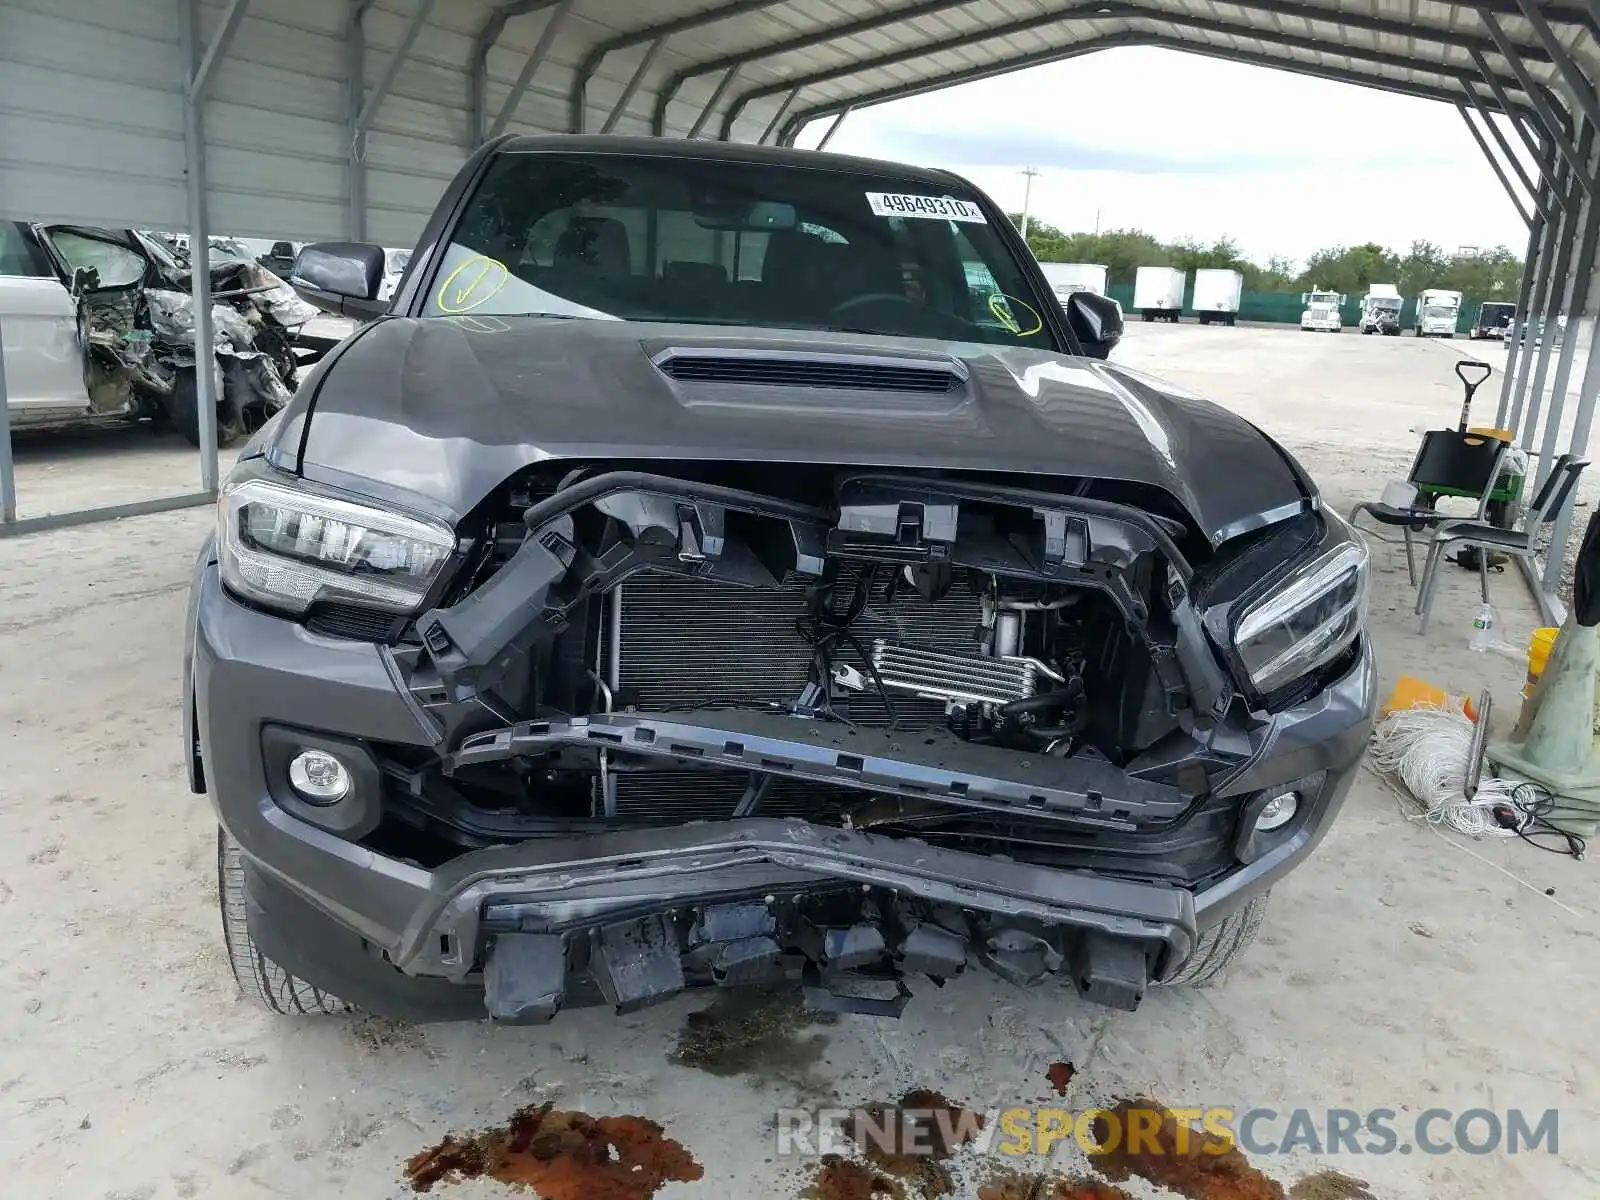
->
1369, 298, 1400, 310
424, 152, 1058, 350
1309, 294, 1337, 306
1424, 304, 1454, 318
48, 230, 147, 289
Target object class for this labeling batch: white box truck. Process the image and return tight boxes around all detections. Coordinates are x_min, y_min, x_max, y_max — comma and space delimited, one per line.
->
1133, 266, 1186, 322
1358, 284, 1403, 335
1038, 262, 1108, 299
1415, 289, 1462, 338
1300, 290, 1343, 332
1191, 269, 1243, 326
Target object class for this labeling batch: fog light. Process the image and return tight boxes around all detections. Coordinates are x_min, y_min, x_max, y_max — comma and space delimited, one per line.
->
1255, 791, 1299, 831
288, 750, 351, 804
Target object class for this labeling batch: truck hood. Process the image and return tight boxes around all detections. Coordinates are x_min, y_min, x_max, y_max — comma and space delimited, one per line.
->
289, 316, 1311, 546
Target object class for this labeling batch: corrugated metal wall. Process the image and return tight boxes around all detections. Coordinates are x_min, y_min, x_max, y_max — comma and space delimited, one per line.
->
0, 0, 793, 248
0, 0, 486, 245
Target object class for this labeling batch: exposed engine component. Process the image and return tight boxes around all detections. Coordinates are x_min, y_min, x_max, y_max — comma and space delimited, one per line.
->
864, 640, 1041, 707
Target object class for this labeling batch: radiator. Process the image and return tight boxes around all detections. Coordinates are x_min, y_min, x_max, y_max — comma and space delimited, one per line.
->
612, 569, 987, 821
616, 569, 985, 717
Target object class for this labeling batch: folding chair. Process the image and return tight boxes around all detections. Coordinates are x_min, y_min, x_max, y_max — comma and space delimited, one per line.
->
1415, 455, 1591, 633
1348, 430, 1509, 584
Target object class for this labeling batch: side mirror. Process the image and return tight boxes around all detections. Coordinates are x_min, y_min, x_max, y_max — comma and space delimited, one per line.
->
290, 241, 388, 320
1064, 291, 1123, 359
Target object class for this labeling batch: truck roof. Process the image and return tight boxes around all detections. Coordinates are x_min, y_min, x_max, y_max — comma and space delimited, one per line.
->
497, 133, 973, 191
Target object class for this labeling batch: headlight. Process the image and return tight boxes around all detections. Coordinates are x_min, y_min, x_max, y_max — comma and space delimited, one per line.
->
218, 477, 455, 616
1233, 538, 1368, 694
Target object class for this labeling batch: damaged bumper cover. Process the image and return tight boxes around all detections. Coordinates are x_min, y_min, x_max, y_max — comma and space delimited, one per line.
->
191, 541, 1374, 1022
408, 817, 1195, 1016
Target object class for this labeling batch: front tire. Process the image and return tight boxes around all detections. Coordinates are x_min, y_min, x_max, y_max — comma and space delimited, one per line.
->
1161, 893, 1269, 987
218, 828, 352, 1016
167, 368, 244, 448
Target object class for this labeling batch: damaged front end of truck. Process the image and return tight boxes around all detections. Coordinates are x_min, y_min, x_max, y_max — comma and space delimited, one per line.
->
217, 441, 1372, 1020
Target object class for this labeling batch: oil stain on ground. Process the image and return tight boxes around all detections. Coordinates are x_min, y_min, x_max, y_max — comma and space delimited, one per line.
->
976, 1162, 1136, 1199
671, 985, 838, 1096
1088, 1097, 1286, 1200
1287, 1171, 1379, 1200
799, 1089, 986, 1199
403, 1101, 703, 1199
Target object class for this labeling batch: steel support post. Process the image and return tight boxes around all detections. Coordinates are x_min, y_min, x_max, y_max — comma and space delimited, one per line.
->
815, 107, 851, 150
355, 0, 437, 136
1533, 130, 1600, 498
1459, 106, 1533, 225
1498, 207, 1550, 425
1518, 121, 1593, 463
756, 87, 801, 144
686, 65, 741, 138
180, 0, 221, 486
1462, 81, 1558, 222
488, 0, 574, 139
1515, 0, 1600, 133
1545, 302, 1600, 590
347, 1, 370, 239
1478, 9, 1593, 191
0, 316, 15, 525
601, 37, 666, 134
1508, 147, 1570, 439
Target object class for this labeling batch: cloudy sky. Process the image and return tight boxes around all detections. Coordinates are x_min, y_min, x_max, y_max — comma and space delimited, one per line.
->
812, 46, 1534, 270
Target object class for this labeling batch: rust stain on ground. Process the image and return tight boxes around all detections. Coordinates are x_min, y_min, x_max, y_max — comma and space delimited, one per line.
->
977, 1162, 1136, 1200
1287, 1171, 1379, 1200
798, 1089, 985, 1200
403, 1101, 703, 1199
847, 1089, 987, 1197
1089, 1098, 1285, 1200
1045, 1062, 1077, 1096
801, 1154, 903, 1200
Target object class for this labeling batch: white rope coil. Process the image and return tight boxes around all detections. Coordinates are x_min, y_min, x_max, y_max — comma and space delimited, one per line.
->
1367, 699, 1518, 837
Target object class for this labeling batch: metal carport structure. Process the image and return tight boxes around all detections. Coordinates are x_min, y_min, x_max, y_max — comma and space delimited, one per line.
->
0, 0, 1596, 612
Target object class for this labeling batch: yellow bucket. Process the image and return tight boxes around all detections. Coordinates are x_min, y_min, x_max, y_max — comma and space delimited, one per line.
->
1525, 626, 1558, 696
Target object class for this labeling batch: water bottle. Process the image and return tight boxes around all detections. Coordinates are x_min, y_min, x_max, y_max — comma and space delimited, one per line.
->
1470, 603, 1499, 651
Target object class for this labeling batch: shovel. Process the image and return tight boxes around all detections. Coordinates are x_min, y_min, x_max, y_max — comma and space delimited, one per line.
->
1455, 359, 1493, 432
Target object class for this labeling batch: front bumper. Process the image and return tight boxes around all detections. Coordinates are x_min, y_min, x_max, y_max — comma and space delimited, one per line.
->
189, 558, 1376, 1019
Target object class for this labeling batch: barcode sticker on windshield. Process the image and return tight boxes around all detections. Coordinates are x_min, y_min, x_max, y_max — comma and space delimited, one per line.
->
866, 192, 987, 222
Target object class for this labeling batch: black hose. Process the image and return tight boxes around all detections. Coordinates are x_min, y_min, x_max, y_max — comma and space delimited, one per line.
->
997, 676, 1085, 719
526, 470, 832, 530
1025, 723, 1076, 741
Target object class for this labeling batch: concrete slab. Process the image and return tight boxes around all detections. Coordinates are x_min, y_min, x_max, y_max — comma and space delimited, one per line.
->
0, 323, 1594, 1200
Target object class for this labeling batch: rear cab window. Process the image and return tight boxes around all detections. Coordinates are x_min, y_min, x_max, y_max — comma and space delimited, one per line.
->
421, 150, 1058, 351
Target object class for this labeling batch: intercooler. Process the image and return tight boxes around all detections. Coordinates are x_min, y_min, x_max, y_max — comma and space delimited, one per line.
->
610, 569, 987, 821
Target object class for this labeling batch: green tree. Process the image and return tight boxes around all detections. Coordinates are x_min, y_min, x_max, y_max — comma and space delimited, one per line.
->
1397, 240, 1451, 296
1293, 243, 1399, 294
1001, 214, 1524, 302
1243, 255, 1297, 291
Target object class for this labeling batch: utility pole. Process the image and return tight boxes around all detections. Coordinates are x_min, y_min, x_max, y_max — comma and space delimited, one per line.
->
1019, 166, 1040, 238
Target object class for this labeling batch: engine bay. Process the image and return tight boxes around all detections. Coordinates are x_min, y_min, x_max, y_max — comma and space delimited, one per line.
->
365, 460, 1249, 868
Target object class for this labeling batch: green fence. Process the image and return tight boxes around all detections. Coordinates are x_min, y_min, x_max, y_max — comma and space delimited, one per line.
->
1104, 281, 1494, 334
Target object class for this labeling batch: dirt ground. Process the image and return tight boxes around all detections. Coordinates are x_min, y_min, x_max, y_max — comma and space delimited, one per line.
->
1, 323, 1596, 1200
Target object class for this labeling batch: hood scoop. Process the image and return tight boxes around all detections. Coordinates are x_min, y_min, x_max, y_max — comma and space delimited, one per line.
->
652, 346, 968, 395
